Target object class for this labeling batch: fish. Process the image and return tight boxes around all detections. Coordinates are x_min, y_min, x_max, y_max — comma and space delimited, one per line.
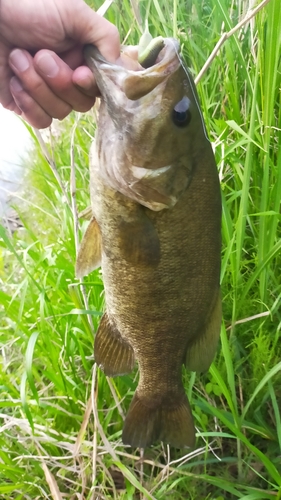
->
76, 34, 222, 449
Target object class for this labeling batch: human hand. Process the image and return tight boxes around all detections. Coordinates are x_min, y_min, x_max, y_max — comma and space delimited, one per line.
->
0, 0, 120, 128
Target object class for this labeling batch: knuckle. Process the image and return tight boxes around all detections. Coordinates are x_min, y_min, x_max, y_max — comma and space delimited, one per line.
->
13, 92, 32, 114
26, 78, 45, 95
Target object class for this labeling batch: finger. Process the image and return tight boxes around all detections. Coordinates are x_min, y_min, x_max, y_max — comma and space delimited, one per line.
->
34, 50, 96, 110
10, 77, 52, 128
9, 49, 72, 119
0, 43, 20, 111
1, 94, 22, 115
72, 66, 98, 96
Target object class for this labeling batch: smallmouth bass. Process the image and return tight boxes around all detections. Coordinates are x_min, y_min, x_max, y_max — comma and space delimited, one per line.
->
76, 36, 222, 448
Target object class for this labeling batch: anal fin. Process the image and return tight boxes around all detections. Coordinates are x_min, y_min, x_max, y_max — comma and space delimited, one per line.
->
76, 217, 101, 278
95, 312, 135, 376
185, 289, 222, 372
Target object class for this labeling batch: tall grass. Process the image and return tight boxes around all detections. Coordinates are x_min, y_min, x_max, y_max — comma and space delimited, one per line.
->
1, 0, 281, 498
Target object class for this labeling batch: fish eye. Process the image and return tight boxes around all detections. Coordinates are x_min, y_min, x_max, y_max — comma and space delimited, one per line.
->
172, 96, 192, 127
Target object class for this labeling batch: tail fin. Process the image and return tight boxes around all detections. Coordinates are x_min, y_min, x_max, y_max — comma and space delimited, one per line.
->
122, 391, 195, 449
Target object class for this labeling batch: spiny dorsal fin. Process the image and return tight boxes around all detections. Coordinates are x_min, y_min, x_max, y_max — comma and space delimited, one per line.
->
76, 217, 101, 278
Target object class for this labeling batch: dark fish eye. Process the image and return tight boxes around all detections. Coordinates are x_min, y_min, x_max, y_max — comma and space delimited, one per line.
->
172, 96, 192, 127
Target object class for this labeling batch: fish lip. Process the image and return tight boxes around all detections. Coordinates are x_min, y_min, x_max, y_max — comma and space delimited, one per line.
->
84, 38, 181, 97
84, 38, 180, 71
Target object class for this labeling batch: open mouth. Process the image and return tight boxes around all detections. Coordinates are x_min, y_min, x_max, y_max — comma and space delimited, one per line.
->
83, 38, 181, 100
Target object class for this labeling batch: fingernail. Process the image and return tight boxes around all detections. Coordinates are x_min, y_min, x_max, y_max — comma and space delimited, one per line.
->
36, 53, 59, 77
76, 75, 94, 91
10, 77, 24, 93
10, 49, 29, 72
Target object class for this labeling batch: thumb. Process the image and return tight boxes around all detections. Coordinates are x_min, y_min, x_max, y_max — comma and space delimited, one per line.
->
70, 2, 120, 62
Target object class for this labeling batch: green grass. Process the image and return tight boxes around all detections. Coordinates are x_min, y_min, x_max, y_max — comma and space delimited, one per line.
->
1, 0, 281, 498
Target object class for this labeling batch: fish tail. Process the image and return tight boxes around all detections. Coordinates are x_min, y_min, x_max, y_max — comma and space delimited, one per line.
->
122, 391, 195, 448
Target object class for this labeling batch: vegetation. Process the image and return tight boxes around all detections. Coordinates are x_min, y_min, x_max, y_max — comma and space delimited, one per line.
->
1, 0, 280, 498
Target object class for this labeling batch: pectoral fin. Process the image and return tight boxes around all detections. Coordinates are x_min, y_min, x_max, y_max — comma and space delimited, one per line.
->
185, 290, 222, 372
95, 312, 135, 376
117, 213, 160, 266
76, 217, 102, 278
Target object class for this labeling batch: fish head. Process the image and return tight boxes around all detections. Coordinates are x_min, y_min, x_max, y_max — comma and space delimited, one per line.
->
84, 39, 211, 210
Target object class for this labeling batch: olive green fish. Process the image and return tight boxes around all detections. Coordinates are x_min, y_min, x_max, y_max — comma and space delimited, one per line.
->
76, 35, 222, 448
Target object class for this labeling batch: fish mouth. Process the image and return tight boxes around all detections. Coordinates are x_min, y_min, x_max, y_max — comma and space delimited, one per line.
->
84, 38, 181, 100
84, 40, 187, 211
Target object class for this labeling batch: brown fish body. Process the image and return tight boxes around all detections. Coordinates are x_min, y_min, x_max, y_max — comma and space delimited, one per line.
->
77, 39, 222, 448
